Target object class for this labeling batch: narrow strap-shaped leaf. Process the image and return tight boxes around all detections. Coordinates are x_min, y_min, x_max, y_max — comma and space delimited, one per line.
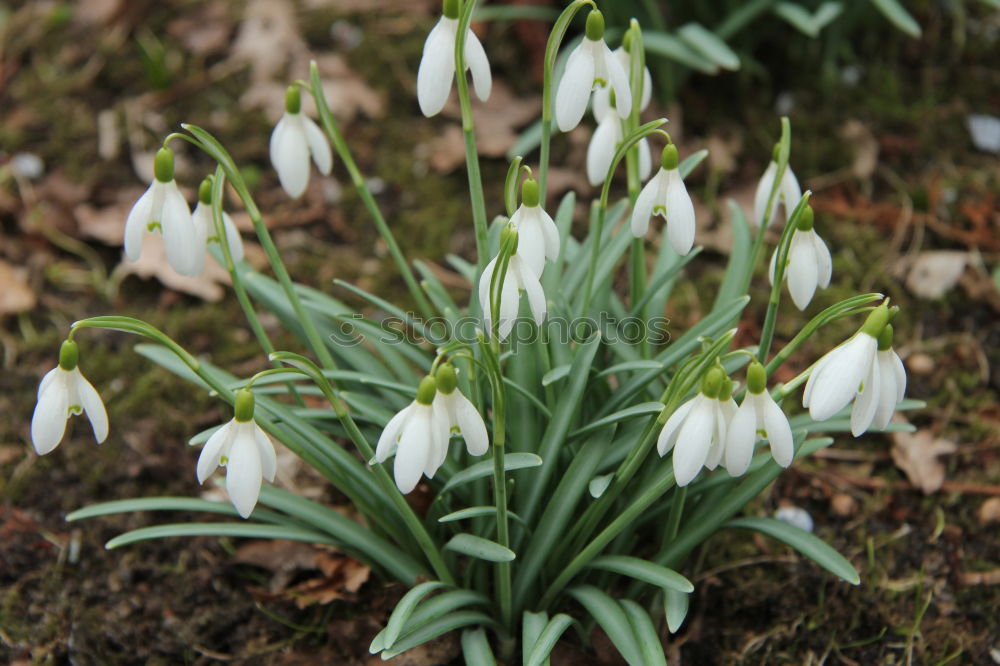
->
643, 29, 719, 74
439, 453, 542, 494
570, 402, 664, 440
596, 360, 664, 378
525, 613, 575, 666
445, 534, 516, 562
663, 588, 690, 634
567, 586, 643, 666
66, 497, 289, 526
619, 599, 668, 666
870, 0, 921, 37
438, 506, 528, 529
461, 628, 497, 666
713, 201, 752, 312
725, 517, 861, 584
677, 22, 740, 70
586, 555, 694, 593
104, 522, 334, 550
541, 364, 571, 386
522, 611, 549, 666
375, 581, 449, 652
381, 611, 498, 659
678, 148, 709, 179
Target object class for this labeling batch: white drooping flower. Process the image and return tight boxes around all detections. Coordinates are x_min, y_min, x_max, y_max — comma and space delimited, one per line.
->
630, 144, 696, 255
769, 208, 832, 310
508, 178, 560, 276
269, 86, 333, 199
657, 368, 732, 486
417, 0, 491, 117
803, 304, 893, 429
197, 390, 277, 518
724, 361, 794, 476
478, 227, 547, 341
852, 325, 907, 436
430, 363, 489, 470
753, 154, 802, 227
554, 10, 631, 133
31, 340, 108, 456
375, 376, 450, 494
192, 179, 245, 264
586, 89, 652, 186
124, 147, 202, 276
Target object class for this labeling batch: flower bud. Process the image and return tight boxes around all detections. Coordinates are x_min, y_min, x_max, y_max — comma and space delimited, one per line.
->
284, 85, 301, 114
585, 9, 605, 41
154, 147, 175, 183
660, 144, 679, 171
416, 375, 437, 405
746, 360, 767, 395
58, 339, 79, 371
234, 389, 256, 422
436, 363, 458, 394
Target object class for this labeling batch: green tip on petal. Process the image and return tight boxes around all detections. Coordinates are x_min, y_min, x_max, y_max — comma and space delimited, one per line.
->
746, 360, 767, 394
860, 301, 891, 339
58, 339, 79, 371
608, 88, 618, 109
585, 9, 605, 41
154, 147, 175, 183
771, 143, 781, 163
701, 367, 724, 399
660, 144, 679, 171
198, 177, 213, 205
416, 376, 438, 405
796, 205, 814, 231
436, 363, 458, 394
877, 324, 894, 351
234, 389, 255, 422
442, 0, 460, 19
285, 85, 301, 114
521, 178, 540, 208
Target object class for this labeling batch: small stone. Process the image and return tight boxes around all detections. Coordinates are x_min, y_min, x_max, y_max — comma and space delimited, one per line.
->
906, 353, 934, 376
775, 505, 814, 532
977, 497, 1000, 525
831, 493, 858, 517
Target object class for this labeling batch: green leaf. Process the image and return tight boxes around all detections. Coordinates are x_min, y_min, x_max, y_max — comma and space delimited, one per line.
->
589, 473, 614, 499
620, 599, 668, 666
570, 402, 663, 439
525, 613, 576, 666
381, 611, 497, 659
713, 201, 752, 312
445, 534, 516, 562
725, 517, 861, 584
541, 364, 571, 386
644, 30, 719, 74
104, 522, 335, 550
374, 582, 449, 652
870, 0, 921, 37
461, 628, 497, 666
567, 586, 644, 666
474, 4, 560, 21
678, 148, 709, 178
773, 2, 843, 37
438, 506, 528, 529
439, 453, 542, 494
596, 360, 664, 378
66, 497, 288, 525
677, 22, 740, 70
663, 588, 690, 633
522, 611, 549, 666
586, 555, 694, 592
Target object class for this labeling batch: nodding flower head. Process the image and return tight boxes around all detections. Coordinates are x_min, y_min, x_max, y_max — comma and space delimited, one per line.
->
753, 146, 802, 228
416, 0, 492, 117
269, 86, 333, 199
657, 367, 731, 486
375, 376, 451, 494
31, 340, 108, 456
724, 361, 794, 476
630, 144, 696, 255
478, 226, 547, 341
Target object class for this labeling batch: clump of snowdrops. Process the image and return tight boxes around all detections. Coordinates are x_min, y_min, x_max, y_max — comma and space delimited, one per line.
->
32, 1, 918, 662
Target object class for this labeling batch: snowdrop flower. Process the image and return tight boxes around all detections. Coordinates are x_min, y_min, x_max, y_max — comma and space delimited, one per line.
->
417, 0, 491, 117
554, 10, 631, 133
703, 375, 738, 473
124, 147, 202, 276
478, 226, 547, 341
855, 324, 907, 435
657, 368, 731, 486
753, 148, 802, 227
31, 340, 108, 455
375, 376, 450, 494
725, 361, 794, 476
508, 178, 559, 276
197, 389, 277, 518
631, 144, 696, 255
803, 303, 891, 428
430, 364, 489, 471
269, 86, 333, 199
193, 178, 245, 265
586, 90, 652, 186
769, 207, 832, 310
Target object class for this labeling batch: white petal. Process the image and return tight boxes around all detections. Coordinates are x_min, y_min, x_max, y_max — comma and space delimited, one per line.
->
630, 171, 660, 237
591, 85, 612, 122
787, 234, 819, 310
31, 373, 70, 455
302, 116, 333, 175
226, 426, 263, 518
464, 28, 492, 102
517, 258, 547, 325
587, 116, 618, 186
672, 401, 714, 486
495, 267, 520, 341
602, 42, 632, 118
641, 66, 653, 110
812, 231, 832, 289
220, 211, 245, 263
37, 367, 59, 400
753, 162, 778, 227
850, 358, 881, 436
394, 410, 431, 494
891, 350, 907, 403
656, 398, 695, 456
761, 396, 794, 467
638, 137, 653, 181
376, 406, 410, 462
724, 399, 758, 476
780, 166, 803, 216
554, 42, 595, 132
270, 114, 310, 198
539, 208, 561, 262
454, 393, 489, 455
808, 334, 877, 422
803, 351, 834, 409
665, 171, 696, 255
515, 208, 547, 277
73, 368, 108, 444
254, 424, 277, 482
124, 187, 155, 261
704, 403, 727, 471
191, 202, 212, 250
425, 404, 451, 477
479, 258, 497, 334
417, 18, 456, 117
160, 182, 201, 276
197, 420, 235, 484
768, 246, 780, 285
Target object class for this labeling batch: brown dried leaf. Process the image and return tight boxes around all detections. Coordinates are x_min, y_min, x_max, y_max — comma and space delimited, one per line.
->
890, 429, 958, 494
118, 234, 230, 302
977, 497, 1000, 525
0, 260, 36, 315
